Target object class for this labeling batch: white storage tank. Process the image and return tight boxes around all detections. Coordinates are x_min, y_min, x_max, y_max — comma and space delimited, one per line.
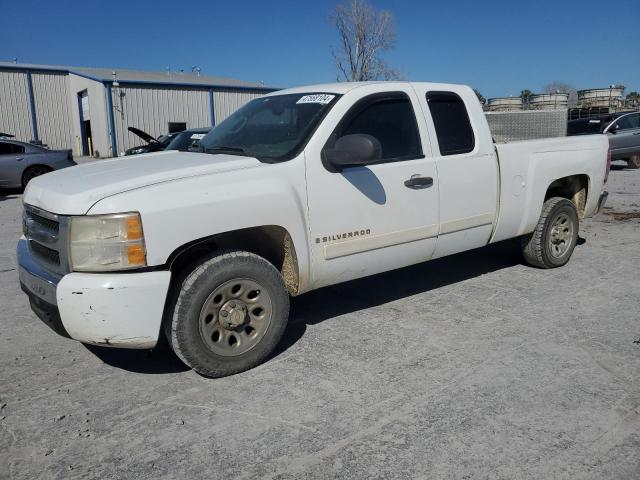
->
486, 97, 523, 111
529, 93, 569, 110
577, 87, 625, 108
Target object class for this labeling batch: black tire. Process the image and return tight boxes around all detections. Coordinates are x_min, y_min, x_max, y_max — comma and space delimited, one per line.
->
22, 165, 51, 188
166, 250, 290, 378
627, 154, 640, 169
521, 197, 579, 269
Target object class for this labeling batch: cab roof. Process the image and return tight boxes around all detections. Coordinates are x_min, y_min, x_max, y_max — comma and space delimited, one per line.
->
265, 81, 469, 96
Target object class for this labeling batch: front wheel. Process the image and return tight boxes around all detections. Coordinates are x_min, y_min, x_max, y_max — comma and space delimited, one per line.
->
627, 154, 640, 169
22, 165, 51, 188
521, 197, 579, 269
166, 250, 290, 378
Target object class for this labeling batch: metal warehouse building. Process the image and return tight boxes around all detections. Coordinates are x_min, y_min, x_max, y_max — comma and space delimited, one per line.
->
0, 62, 276, 158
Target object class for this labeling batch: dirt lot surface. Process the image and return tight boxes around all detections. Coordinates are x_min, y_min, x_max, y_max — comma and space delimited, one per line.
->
1, 164, 639, 479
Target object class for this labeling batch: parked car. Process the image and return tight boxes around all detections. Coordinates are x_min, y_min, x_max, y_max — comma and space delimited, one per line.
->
0, 135, 75, 189
124, 127, 178, 156
568, 111, 640, 168
18, 82, 609, 377
165, 128, 212, 152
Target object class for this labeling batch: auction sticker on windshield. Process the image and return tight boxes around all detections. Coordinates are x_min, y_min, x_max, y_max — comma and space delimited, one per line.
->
297, 94, 335, 105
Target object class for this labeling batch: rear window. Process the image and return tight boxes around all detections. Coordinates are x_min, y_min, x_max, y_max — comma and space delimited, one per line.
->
426, 92, 475, 156
567, 119, 604, 136
0, 142, 25, 155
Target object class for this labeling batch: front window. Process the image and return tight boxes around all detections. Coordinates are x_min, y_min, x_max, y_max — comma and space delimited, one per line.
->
612, 113, 640, 131
335, 94, 422, 162
200, 93, 339, 161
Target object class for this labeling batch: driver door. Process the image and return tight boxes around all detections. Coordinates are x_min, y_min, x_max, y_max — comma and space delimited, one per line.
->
303, 85, 439, 289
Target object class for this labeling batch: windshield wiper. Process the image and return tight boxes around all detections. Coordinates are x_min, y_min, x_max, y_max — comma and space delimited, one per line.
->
204, 145, 249, 156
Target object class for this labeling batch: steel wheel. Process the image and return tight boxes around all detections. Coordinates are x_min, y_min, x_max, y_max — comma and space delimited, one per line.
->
548, 212, 573, 258
198, 278, 273, 356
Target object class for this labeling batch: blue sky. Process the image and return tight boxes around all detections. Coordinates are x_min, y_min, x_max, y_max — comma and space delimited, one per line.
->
1, 0, 638, 98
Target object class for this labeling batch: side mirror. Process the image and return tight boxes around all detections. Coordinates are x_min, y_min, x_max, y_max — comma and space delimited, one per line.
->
323, 134, 382, 171
607, 123, 618, 134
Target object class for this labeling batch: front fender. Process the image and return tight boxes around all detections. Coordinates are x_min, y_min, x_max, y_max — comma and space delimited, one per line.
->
87, 160, 311, 292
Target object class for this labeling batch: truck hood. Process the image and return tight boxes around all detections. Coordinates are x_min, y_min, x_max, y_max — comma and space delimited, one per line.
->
24, 150, 262, 215
128, 126, 158, 144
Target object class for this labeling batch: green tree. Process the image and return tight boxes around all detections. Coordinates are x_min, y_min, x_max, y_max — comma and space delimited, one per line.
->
520, 89, 533, 108
626, 91, 640, 108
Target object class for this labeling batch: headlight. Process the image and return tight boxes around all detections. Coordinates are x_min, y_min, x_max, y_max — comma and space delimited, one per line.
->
69, 212, 146, 272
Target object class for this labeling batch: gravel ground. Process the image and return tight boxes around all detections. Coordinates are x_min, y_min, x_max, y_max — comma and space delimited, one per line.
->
0, 164, 639, 480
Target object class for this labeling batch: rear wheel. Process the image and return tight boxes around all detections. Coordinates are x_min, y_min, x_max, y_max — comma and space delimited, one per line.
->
627, 154, 640, 169
521, 197, 579, 269
166, 250, 290, 378
22, 166, 51, 188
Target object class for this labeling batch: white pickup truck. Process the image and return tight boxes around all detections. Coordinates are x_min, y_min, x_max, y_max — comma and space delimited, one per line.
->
18, 82, 610, 377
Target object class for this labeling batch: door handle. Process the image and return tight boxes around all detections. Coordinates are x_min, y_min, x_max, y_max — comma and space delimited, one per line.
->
16, 157, 24, 161
404, 175, 433, 189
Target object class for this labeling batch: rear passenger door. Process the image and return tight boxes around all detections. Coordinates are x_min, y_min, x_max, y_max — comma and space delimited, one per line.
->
413, 87, 499, 259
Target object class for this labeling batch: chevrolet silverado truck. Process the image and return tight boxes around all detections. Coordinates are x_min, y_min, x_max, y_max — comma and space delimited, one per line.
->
17, 82, 610, 377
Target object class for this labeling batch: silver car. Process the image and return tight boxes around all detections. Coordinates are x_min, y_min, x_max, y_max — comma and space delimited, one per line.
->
0, 137, 76, 189
604, 112, 640, 169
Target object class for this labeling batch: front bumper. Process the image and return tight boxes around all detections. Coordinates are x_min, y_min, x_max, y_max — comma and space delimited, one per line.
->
17, 238, 171, 349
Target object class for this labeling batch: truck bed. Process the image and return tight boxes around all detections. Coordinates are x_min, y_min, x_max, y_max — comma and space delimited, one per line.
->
491, 134, 609, 243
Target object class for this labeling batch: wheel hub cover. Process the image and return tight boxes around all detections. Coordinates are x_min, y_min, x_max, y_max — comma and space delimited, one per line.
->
219, 300, 247, 329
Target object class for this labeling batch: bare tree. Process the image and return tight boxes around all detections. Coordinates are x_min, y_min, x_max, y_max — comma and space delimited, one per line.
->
330, 0, 400, 81
543, 82, 578, 107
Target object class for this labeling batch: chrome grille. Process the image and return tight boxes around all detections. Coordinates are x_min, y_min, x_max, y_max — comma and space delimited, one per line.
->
29, 212, 59, 233
28, 240, 60, 265
23, 205, 70, 275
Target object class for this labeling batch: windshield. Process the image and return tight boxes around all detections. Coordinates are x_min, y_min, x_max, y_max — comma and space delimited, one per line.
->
157, 133, 177, 147
199, 93, 339, 161
166, 130, 209, 151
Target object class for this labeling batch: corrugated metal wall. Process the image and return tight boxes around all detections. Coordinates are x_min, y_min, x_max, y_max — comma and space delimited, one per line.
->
112, 85, 211, 152
213, 89, 266, 123
2, 68, 272, 156
0, 70, 32, 141
31, 72, 74, 150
